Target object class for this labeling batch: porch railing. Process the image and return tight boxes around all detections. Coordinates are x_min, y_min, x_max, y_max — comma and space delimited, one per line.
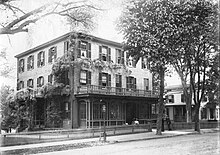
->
77, 85, 158, 98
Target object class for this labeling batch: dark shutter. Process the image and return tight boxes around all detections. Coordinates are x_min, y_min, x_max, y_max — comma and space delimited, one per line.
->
132, 59, 136, 68
87, 42, 91, 58
48, 49, 52, 63
108, 74, 111, 87
126, 52, 129, 65
37, 53, 40, 67
99, 46, 102, 59
77, 41, 81, 58
54, 47, 57, 60
32, 55, 34, 69
27, 57, 30, 70
126, 77, 129, 89
107, 47, 111, 62
87, 71, 91, 85
141, 57, 144, 69
37, 77, 40, 87
99, 72, 102, 86
42, 51, 45, 66
119, 75, 122, 87
134, 78, 137, 89
121, 51, 124, 64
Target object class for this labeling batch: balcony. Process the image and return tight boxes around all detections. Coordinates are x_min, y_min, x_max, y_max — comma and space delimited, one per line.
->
77, 85, 158, 98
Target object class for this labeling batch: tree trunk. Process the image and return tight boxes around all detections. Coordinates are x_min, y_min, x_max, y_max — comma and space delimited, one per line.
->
156, 67, 165, 135
194, 102, 200, 132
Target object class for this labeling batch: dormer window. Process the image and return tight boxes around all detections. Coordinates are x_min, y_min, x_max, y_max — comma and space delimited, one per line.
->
37, 51, 45, 67
27, 55, 34, 70
99, 46, 111, 62
48, 46, 57, 63
78, 41, 91, 58
17, 81, 24, 90
18, 59, 25, 73
126, 53, 136, 68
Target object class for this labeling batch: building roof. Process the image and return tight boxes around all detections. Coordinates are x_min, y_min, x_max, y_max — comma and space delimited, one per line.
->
15, 32, 123, 58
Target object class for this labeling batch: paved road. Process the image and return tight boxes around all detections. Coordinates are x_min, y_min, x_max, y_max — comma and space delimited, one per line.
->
40, 132, 220, 155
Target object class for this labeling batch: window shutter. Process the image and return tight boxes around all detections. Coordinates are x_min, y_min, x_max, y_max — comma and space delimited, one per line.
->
48, 49, 52, 63
37, 53, 40, 67
87, 71, 91, 85
41, 77, 44, 86
134, 78, 137, 89
107, 48, 111, 62
132, 59, 136, 68
99, 72, 102, 86
77, 41, 81, 58
54, 47, 57, 60
171, 95, 174, 103
87, 42, 91, 58
42, 51, 45, 66
31, 56, 34, 69
126, 52, 129, 65
99, 46, 102, 59
37, 77, 39, 87
108, 74, 111, 87
119, 75, 122, 87
27, 57, 30, 70
121, 51, 124, 64
126, 77, 129, 89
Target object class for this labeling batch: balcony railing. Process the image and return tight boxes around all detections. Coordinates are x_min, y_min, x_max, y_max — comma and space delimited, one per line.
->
77, 85, 158, 98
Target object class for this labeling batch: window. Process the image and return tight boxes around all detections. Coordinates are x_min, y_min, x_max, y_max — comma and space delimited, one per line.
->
37, 51, 45, 67
168, 95, 174, 103
48, 74, 53, 84
78, 40, 91, 58
17, 81, 24, 90
37, 76, 44, 87
126, 53, 136, 67
144, 78, 149, 90
152, 103, 157, 115
80, 70, 91, 85
181, 94, 185, 103
27, 55, 34, 70
27, 79, 34, 88
64, 41, 69, 56
116, 74, 122, 88
142, 57, 150, 69
99, 72, 111, 88
99, 46, 111, 61
116, 49, 124, 64
18, 59, 25, 73
48, 46, 57, 63
126, 76, 136, 90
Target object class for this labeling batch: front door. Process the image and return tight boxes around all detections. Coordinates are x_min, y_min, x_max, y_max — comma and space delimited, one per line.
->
126, 103, 136, 124
79, 102, 86, 128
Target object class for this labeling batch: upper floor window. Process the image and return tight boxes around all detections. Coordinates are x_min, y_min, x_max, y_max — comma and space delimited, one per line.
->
99, 46, 111, 62
27, 55, 34, 70
18, 59, 25, 73
126, 76, 136, 90
144, 78, 149, 90
142, 57, 150, 69
48, 46, 57, 63
80, 70, 91, 85
37, 76, 44, 87
116, 49, 124, 65
78, 41, 91, 58
116, 74, 122, 88
99, 72, 111, 88
37, 51, 45, 67
27, 79, 34, 88
48, 74, 53, 84
181, 94, 185, 103
167, 95, 174, 103
126, 53, 136, 68
64, 41, 69, 56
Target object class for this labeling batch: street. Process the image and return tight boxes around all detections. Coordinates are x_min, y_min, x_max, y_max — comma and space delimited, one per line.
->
39, 132, 220, 155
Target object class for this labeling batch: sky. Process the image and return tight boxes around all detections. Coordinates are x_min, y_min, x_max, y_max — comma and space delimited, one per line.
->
0, 0, 181, 89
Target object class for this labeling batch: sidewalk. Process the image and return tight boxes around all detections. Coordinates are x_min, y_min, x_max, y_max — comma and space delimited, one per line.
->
0, 128, 219, 153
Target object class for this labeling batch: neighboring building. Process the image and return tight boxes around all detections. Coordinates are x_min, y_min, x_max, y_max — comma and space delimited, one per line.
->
15, 32, 159, 129
165, 85, 218, 122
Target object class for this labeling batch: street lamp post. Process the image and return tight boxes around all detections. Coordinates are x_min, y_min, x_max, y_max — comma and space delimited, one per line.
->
101, 101, 106, 142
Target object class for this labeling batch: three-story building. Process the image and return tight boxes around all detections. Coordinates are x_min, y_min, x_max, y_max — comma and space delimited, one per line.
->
15, 32, 158, 129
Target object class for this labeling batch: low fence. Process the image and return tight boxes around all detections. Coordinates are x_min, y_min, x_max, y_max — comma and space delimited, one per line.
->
171, 121, 219, 130
1, 124, 152, 147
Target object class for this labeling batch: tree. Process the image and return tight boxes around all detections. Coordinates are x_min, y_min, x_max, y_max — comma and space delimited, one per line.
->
167, 0, 218, 132
118, 0, 179, 135
0, 48, 14, 77
0, 0, 99, 35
